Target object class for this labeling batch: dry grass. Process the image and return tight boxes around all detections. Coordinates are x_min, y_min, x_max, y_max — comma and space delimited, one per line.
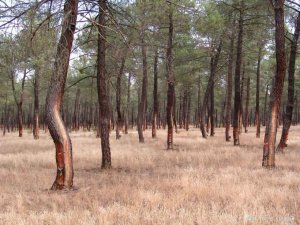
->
0, 126, 299, 225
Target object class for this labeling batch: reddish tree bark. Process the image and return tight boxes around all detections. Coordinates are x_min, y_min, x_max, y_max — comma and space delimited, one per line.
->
262, 0, 286, 168
45, 0, 78, 190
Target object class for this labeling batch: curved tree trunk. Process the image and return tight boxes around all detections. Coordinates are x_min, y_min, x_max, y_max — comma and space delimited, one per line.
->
97, 0, 111, 168
262, 0, 286, 168
45, 0, 78, 190
276, 12, 300, 152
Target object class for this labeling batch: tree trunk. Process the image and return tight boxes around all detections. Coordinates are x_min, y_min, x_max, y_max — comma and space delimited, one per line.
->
186, 91, 191, 131
233, 5, 244, 146
225, 36, 234, 141
116, 53, 127, 139
152, 49, 159, 138
244, 76, 250, 133
11, 68, 26, 138
33, 67, 40, 139
3, 94, 8, 136
45, 0, 78, 190
72, 88, 80, 131
17, 103, 23, 137
239, 64, 245, 134
97, 0, 111, 168
262, 0, 286, 168
137, 28, 148, 143
173, 90, 178, 133
276, 11, 300, 152
166, 7, 175, 149
125, 73, 131, 134
197, 75, 201, 128
255, 44, 262, 137
263, 84, 269, 126
200, 41, 222, 138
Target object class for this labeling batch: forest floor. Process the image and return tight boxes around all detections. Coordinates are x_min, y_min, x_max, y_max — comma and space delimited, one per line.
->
0, 126, 299, 225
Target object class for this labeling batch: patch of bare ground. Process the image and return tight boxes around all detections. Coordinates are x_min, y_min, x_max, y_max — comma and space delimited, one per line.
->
0, 126, 299, 225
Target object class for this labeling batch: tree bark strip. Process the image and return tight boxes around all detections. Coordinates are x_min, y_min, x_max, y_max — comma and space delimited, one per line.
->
262, 0, 286, 168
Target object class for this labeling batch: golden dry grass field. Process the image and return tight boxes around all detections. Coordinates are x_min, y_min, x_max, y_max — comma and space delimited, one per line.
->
0, 126, 299, 225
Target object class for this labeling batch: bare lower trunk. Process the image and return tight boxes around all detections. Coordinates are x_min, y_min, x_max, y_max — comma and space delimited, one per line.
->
17, 104, 23, 137
72, 89, 80, 131
45, 0, 78, 190
239, 65, 245, 134
225, 35, 234, 141
166, 7, 174, 149
200, 41, 222, 138
3, 94, 8, 136
152, 49, 159, 138
33, 67, 40, 139
185, 91, 191, 131
276, 11, 300, 153
233, 5, 244, 146
255, 44, 262, 137
137, 28, 147, 143
97, 0, 111, 168
125, 73, 131, 134
263, 85, 269, 126
116, 54, 126, 140
262, 0, 285, 168
244, 76, 250, 133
